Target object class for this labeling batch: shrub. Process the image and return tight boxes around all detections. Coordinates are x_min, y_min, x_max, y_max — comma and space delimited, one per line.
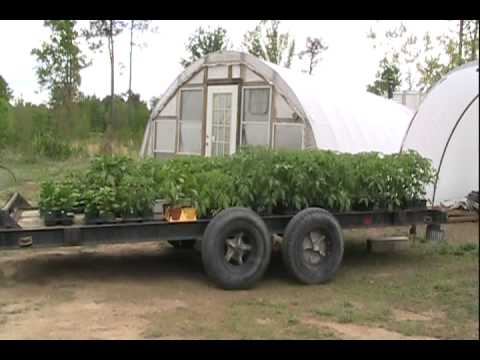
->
32, 131, 75, 160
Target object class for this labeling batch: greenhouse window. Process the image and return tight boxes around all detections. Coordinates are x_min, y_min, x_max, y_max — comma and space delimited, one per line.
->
274, 123, 304, 150
178, 89, 203, 154
154, 119, 176, 153
241, 86, 271, 147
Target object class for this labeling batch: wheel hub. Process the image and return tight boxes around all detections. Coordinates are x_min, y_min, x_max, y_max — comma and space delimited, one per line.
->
303, 231, 327, 265
225, 232, 252, 265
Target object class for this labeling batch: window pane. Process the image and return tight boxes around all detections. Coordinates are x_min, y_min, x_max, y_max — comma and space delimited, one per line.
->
242, 123, 269, 146
244, 88, 270, 122
248, 89, 268, 114
181, 90, 203, 121
155, 120, 176, 152
179, 122, 201, 154
274, 124, 303, 150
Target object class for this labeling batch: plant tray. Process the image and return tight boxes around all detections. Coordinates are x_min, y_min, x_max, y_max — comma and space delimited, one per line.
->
44, 215, 74, 227
120, 216, 154, 223
85, 216, 155, 225
85, 217, 123, 225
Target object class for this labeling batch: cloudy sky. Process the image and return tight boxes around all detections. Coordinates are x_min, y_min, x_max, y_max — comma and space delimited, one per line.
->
0, 20, 453, 106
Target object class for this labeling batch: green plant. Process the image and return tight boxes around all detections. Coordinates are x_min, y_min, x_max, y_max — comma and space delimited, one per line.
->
38, 179, 76, 215
84, 186, 118, 219
38, 148, 437, 220
116, 172, 156, 218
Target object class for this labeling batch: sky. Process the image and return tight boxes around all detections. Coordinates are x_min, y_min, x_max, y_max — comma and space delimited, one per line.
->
0, 20, 454, 106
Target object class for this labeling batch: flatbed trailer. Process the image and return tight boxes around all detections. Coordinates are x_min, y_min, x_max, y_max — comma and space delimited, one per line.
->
0, 192, 447, 289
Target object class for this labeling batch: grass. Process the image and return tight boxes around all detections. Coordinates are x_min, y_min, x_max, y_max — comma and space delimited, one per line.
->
0, 154, 91, 206
140, 238, 478, 339
0, 142, 140, 206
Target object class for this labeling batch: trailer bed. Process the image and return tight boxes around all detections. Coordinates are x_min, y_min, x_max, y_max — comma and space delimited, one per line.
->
0, 193, 447, 251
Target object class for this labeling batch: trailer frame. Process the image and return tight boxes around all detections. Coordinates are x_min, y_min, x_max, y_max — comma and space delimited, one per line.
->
0, 193, 447, 251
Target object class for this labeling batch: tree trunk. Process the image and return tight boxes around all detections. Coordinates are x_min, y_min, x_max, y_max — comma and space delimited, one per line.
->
103, 21, 115, 155
459, 20, 464, 65
309, 53, 313, 75
387, 83, 393, 99
129, 20, 134, 97
471, 20, 479, 61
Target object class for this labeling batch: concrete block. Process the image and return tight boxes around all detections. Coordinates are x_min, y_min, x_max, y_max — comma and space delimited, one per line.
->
367, 236, 409, 253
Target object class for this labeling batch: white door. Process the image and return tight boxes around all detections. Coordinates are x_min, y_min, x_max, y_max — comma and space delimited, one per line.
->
206, 85, 238, 157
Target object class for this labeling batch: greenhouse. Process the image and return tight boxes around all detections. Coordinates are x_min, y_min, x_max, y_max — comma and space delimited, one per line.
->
140, 51, 413, 158
400, 60, 479, 205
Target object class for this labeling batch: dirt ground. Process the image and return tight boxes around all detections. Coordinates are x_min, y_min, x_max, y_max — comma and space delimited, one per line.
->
0, 222, 478, 340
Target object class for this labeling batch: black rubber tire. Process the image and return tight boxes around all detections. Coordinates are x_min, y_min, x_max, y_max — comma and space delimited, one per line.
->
282, 207, 344, 284
168, 240, 196, 249
201, 207, 271, 290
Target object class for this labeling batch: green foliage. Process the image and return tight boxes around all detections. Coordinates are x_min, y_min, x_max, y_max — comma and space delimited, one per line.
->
82, 20, 128, 51
0, 98, 11, 149
3, 100, 53, 153
71, 156, 156, 219
39, 148, 436, 220
367, 57, 401, 98
83, 186, 117, 218
0, 93, 150, 157
83, 20, 129, 152
433, 242, 479, 257
31, 20, 89, 107
38, 179, 78, 215
181, 26, 230, 68
0, 75, 13, 103
417, 21, 479, 92
243, 20, 296, 68
31, 129, 82, 160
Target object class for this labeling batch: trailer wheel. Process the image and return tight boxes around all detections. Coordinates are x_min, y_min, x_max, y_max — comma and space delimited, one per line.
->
201, 207, 271, 290
168, 240, 196, 249
282, 208, 344, 284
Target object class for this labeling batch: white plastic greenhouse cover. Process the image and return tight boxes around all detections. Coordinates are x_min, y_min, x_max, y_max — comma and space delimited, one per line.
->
265, 61, 414, 154
141, 51, 413, 156
401, 61, 479, 205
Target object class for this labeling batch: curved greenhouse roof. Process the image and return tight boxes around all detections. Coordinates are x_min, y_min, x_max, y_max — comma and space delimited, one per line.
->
401, 60, 479, 204
141, 51, 413, 157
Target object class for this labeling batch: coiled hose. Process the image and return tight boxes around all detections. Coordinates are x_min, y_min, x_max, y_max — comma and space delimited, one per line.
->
0, 164, 16, 185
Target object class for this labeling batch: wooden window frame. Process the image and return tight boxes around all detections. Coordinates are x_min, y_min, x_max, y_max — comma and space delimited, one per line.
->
240, 85, 273, 148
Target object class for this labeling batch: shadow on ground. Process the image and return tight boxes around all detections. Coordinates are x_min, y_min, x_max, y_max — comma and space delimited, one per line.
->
0, 239, 423, 287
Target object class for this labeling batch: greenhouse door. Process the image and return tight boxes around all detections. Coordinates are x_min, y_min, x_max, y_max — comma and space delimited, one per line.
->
206, 85, 238, 157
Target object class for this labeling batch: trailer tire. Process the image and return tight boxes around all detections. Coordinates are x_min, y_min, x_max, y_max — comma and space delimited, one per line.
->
168, 240, 196, 249
282, 208, 344, 284
201, 207, 271, 290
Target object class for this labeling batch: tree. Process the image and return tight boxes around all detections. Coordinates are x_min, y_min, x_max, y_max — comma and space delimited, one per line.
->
149, 96, 160, 110
83, 20, 128, 153
416, 20, 479, 92
367, 57, 401, 99
0, 75, 13, 103
128, 20, 155, 96
31, 20, 88, 108
181, 26, 230, 68
367, 22, 419, 91
463, 20, 479, 61
298, 37, 328, 75
243, 20, 296, 68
